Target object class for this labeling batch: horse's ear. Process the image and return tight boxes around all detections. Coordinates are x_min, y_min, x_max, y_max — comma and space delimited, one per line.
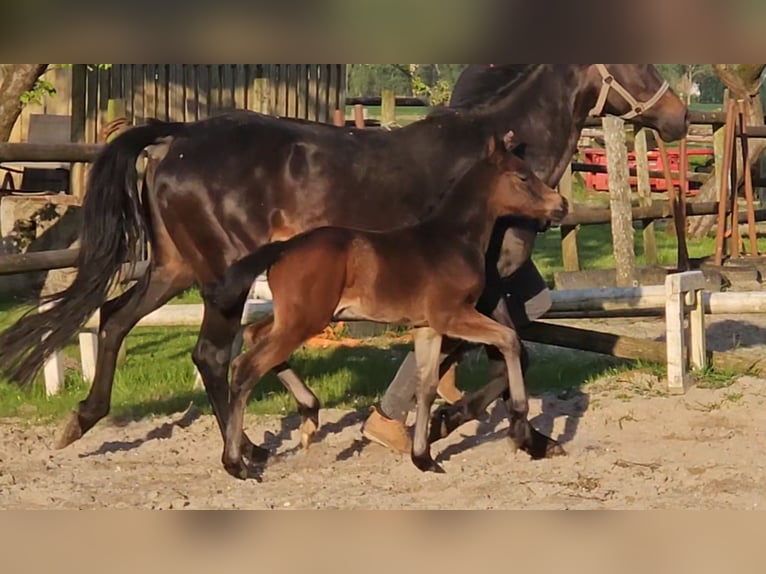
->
503, 130, 515, 151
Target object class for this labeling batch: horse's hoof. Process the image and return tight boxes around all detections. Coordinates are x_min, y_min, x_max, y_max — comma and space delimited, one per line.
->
242, 441, 270, 465
223, 458, 263, 482
428, 404, 467, 444
412, 453, 446, 474
300, 417, 319, 450
510, 424, 567, 461
55, 412, 85, 450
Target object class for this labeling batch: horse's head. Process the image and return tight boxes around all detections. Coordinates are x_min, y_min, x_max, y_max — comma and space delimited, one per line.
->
588, 64, 689, 142
487, 131, 569, 224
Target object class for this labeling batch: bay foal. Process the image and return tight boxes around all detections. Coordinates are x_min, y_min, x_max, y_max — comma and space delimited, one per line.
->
207, 133, 568, 479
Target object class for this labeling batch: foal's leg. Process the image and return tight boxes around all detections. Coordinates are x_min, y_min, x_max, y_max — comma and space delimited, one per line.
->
57, 265, 190, 449
224, 324, 311, 480
411, 328, 446, 474
194, 299, 268, 465
242, 315, 321, 448
432, 307, 564, 460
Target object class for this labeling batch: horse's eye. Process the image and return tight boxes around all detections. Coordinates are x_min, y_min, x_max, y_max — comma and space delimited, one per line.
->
518, 173, 529, 182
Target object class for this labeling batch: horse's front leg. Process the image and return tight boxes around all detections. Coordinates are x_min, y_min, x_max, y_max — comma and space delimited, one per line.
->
411, 328, 446, 474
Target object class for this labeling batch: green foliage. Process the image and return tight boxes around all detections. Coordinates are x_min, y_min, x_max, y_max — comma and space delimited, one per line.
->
655, 64, 724, 104
20, 64, 112, 106
347, 64, 467, 103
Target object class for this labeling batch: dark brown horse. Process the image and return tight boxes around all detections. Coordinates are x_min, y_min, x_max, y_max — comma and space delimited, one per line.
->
0, 65, 687, 468
206, 133, 568, 478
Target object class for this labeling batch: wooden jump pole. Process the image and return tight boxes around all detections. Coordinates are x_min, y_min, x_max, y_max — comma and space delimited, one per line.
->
715, 99, 738, 265
656, 135, 691, 271
634, 128, 658, 265
737, 99, 760, 256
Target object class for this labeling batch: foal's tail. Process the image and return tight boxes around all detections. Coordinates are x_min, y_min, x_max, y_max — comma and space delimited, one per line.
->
0, 120, 186, 387
207, 240, 295, 313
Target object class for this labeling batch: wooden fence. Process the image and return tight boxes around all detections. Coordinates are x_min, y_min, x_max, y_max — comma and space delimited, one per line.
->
71, 64, 347, 143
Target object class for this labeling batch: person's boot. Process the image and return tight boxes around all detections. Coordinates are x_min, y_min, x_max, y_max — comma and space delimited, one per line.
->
362, 406, 412, 455
437, 364, 464, 405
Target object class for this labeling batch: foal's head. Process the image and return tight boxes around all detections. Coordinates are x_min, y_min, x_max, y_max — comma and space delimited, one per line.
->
486, 132, 569, 224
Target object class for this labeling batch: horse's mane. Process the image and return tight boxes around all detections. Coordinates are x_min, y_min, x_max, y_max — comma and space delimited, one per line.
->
448, 64, 544, 112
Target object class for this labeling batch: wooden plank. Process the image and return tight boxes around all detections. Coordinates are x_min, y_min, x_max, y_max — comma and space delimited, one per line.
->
634, 128, 657, 265
521, 322, 667, 364
252, 78, 271, 115
133, 64, 145, 124
268, 65, 279, 116
234, 64, 247, 110
197, 65, 210, 119
85, 65, 99, 143
110, 65, 123, 102
604, 116, 637, 287
558, 164, 579, 272
123, 64, 134, 123
297, 64, 308, 120
222, 64, 235, 110
69, 64, 88, 200
156, 64, 168, 121
284, 65, 295, 118
70, 65, 87, 143
317, 65, 329, 123
209, 65, 222, 115
307, 65, 319, 122
329, 64, 341, 121
98, 66, 110, 140
169, 65, 184, 122
144, 64, 157, 121
184, 65, 197, 122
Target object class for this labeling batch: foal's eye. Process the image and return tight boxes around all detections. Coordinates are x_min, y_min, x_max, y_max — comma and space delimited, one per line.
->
517, 172, 529, 182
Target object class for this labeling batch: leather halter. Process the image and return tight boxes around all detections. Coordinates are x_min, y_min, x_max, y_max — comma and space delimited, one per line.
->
589, 64, 670, 120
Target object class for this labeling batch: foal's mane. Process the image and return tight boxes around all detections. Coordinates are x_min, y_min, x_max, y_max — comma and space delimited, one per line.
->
447, 64, 545, 113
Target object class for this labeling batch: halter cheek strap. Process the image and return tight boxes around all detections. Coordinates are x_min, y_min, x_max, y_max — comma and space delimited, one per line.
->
589, 64, 670, 120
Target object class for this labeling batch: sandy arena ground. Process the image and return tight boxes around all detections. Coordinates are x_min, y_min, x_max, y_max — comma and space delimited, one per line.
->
1, 315, 765, 510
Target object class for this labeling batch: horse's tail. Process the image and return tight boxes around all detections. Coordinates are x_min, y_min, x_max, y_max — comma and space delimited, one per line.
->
0, 120, 186, 387
207, 241, 295, 313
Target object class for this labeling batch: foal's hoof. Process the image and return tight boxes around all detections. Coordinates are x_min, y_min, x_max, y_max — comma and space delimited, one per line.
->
299, 412, 320, 450
412, 453, 447, 474
429, 403, 468, 444
55, 412, 86, 450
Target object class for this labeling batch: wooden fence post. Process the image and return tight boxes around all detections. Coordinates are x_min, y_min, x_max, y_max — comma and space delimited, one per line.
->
70, 64, 88, 201
253, 78, 272, 115
381, 89, 396, 128
634, 128, 658, 265
558, 164, 580, 271
604, 117, 638, 287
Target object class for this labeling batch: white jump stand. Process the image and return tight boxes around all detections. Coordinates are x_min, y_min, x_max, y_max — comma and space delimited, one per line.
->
665, 271, 707, 394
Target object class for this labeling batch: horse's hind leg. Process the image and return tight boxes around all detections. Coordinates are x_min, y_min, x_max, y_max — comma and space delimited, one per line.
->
57, 265, 191, 449
193, 300, 269, 466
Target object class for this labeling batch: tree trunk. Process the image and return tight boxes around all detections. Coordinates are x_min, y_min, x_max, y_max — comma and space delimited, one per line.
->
604, 116, 638, 287
688, 64, 766, 239
0, 64, 49, 142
